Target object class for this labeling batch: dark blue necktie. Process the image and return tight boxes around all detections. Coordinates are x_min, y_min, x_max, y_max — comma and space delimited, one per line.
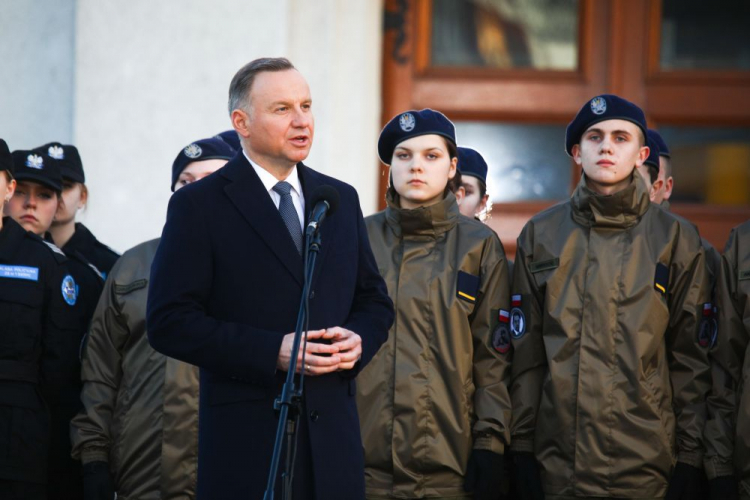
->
272, 181, 303, 254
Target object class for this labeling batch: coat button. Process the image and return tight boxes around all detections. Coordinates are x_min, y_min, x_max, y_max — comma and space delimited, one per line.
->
310, 410, 319, 422
310, 290, 315, 299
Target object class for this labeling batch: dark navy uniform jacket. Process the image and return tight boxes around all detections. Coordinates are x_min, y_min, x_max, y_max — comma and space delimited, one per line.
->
147, 155, 394, 500
41, 235, 103, 499
61, 223, 119, 277
0, 217, 79, 486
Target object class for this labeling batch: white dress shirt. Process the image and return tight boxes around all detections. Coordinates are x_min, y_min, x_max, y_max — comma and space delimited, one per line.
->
244, 151, 305, 231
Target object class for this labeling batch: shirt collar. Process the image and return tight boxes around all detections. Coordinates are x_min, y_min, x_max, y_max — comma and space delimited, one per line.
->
243, 150, 303, 198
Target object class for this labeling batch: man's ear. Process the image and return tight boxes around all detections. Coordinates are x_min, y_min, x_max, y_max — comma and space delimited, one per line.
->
231, 108, 251, 139
664, 177, 674, 200
635, 145, 650, 167
650, 178, 664, 201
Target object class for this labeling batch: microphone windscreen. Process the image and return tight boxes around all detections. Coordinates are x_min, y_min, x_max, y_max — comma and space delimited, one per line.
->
309, 185, 340, 216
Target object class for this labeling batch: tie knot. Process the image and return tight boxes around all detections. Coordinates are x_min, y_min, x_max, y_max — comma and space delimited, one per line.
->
273, 181, 293, 196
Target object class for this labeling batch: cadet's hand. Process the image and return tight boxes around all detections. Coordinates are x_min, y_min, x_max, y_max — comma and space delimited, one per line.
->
463, 449, 504, 500
277, 329, 341, 376
327, 326, 362, 371
708, 476, 739, 500
82, 461, 114, 500
665, 462, 702, 500
513, 452, 545, 500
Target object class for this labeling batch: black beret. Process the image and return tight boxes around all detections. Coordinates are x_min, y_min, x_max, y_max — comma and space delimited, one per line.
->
33, 142, 85, 183
0, 139, 12, 175
565, 94, 647, 156
11, 150, 62, 191
647, 129, 670, 158
172, 137, 236, 191
644, 132, 661, 170
214, 130, 241, 151
378, 109, 456, 165
457, 147, 488, 184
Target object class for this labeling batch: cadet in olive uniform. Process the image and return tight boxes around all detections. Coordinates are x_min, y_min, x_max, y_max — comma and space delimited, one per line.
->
703, 221, 750, 500
358, 109, 512, 500
0, 140, 81, 500
71, 137, 235, 500
510, 95, 711, 500
7, 149, 104, 500
35, 142, 120, 277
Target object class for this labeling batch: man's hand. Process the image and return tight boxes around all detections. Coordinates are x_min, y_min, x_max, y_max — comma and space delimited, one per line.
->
327, 327, 362, 371
277, 329, 341, 376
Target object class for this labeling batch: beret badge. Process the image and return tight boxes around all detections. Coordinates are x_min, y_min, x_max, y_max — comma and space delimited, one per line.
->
183, 143, 203, 159
590, 96, 607, 115
399, 112, 416, 132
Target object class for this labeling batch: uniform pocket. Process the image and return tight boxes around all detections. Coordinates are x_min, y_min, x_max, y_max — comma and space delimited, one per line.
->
0, 282, 44, 353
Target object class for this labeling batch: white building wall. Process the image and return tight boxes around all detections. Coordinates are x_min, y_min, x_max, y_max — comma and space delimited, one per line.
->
1, 0, 383, 252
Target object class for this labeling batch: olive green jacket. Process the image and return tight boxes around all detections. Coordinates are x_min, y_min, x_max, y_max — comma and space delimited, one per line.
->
70, 239, 199, 500
358, 190, 512, 498
510, 173, 711, 498
704, 220, 750, 497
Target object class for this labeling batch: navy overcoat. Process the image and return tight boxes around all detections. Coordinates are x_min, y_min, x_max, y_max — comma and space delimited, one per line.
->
147, 154, 393, 499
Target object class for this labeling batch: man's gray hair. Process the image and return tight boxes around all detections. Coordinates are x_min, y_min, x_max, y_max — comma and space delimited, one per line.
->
228, 57, 296, 116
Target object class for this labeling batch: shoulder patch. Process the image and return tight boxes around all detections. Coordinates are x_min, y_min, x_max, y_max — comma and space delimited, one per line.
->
114, 279, 148, 295
457, 271, 480, 303
654, 263, 669, 295
61, 275, 78, 306
529, 258, 559, 274
739, 269, 750, 281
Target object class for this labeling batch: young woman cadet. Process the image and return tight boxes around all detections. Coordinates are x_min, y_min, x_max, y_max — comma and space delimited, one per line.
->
357, 109, 512, 500
34, 142, 120, 277
7, 148, 104, 500
0, 141, 82, 500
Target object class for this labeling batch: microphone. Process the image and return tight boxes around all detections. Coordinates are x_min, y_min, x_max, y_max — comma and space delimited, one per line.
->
306, 185, 340, 236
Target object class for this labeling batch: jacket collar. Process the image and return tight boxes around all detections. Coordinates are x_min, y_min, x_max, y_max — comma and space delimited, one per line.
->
220, 154, 329, 287
571, 171, 650, 229
384, 187, 459, 239
62, 222, 94, 254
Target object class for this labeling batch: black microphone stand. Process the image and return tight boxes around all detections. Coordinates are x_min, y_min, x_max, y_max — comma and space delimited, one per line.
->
264, 228, 322, 500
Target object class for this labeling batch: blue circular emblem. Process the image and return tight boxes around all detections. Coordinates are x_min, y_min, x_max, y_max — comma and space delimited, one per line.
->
399, 113, 416, 132
61, 275, 78, 306
590, 96, 607, 115
510, 308, 526, 339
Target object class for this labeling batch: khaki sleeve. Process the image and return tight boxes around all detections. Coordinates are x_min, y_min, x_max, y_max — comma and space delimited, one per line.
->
509, 223, 548, 453
704, 228, 745, 478
471, 234, 512, 455
665, 226, 712, 468
70, 271, 128, 464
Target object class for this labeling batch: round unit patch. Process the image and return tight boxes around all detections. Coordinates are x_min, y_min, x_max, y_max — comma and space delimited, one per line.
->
61, 275, 78, 306
183, 143, 203, 159
510, 308, 526, 339
399, 112, 416, 132
493, 323, 511, 354
590, 96, 607, 115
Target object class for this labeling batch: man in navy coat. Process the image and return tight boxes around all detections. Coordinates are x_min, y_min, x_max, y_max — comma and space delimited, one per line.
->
147, 57, 394, 500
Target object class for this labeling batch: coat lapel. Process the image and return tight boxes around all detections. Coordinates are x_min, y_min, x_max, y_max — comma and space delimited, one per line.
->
298, 164, 334, 290
221, 155, 304, 286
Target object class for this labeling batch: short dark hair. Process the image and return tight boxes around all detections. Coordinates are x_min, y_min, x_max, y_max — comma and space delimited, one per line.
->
661, 156, 672, 179
228, 57, 296, 115
646, 164, 659, 184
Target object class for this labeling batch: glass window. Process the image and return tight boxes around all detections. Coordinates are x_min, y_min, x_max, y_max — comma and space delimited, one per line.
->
660, 0, 750, 70
657, 126, 750, 206
431, 0, 579, 70
455, 122, 571, 202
